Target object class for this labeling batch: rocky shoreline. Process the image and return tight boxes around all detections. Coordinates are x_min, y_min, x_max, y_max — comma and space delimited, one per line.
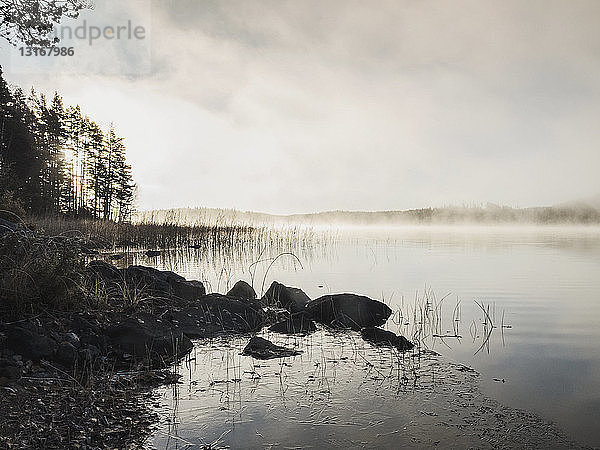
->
0, 223, 592, 449
1, 233, 410, 448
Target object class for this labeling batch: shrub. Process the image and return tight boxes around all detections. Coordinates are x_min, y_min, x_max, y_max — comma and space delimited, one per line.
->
0, 231, 85, 314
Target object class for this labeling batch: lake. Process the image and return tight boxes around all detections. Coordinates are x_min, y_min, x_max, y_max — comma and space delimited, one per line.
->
132, 225, 600, 448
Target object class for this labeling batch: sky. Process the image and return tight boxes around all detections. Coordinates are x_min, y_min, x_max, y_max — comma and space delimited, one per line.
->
1, 0, 600, 214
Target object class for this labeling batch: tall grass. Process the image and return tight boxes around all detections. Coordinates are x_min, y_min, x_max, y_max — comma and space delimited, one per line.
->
30, 215, 331, 253
0, 231, 85, 314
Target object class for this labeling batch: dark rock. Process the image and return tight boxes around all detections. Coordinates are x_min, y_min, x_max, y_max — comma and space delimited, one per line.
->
145, 250, 161, 257
105, 313, 192, 364
262, 281, 311, 313
262, 308, 292, 327
123, 265, 183, 292
0, 359, 21, 380
87, 262, 206, 301
123, 265, 205, 300
227, 280, 256, 301
79, 345, 101, 363
109, 254, 124, 260
5, 327, 57, 361
87, 260, 121, 280
360, 327, 414, 351
242, 336, 301, 360
55, 342, 78, 366
63, 332, 81, 348
171, 279, 205, 301
269, 312, 317, 335
81, 246, 100, 255
306, 294, 392, 330
80, 331, 107, 352
167, 294, 263, 337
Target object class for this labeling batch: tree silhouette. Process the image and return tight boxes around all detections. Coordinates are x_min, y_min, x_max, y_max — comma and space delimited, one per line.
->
0, 0, 90, 47
1, 67, 135, 220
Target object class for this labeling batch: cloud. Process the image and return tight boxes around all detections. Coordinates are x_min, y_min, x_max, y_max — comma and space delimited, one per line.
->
2, 0, 599, 213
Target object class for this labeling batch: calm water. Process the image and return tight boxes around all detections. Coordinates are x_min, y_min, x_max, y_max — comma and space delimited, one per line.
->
131, 225, 600, 447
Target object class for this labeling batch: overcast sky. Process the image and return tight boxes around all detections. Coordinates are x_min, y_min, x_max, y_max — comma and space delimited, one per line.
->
1, 0, 600, 214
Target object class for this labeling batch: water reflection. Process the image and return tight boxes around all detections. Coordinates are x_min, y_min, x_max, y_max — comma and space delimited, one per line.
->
101, 225, 600, 447
153, 331, 448, 448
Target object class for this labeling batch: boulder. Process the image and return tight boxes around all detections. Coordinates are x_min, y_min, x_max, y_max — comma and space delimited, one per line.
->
78, 345, 101, 364
4, 326, 57, 361
123, 265, 184, 294
87, 263, 206, 301
63, 332, 81, 348
0, 359, 21, 381
105, 313, 192, 364
360, 327, 414, 352
124, 265, 205, 300
167, 294, 263, 337
262, 281, 311, 313
55, 342, 78, 366
242, 336, 301, 360
227, 280, 256, 301
269, 312, 316, 335
171, 279, 205, 301
79, 345, 101, 364
87, 260, 121, 280
306, 294, 392, 330
145, 250, 161, 257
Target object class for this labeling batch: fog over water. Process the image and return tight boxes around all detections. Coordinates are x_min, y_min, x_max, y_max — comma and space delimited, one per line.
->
112, 224, 600, 447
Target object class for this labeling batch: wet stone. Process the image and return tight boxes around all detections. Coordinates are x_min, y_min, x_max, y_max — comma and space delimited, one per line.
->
242, 336, 302, 360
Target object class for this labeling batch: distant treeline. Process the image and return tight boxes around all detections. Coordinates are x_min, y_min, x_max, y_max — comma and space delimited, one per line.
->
140, 204, 600, 226
0, 67, 135, 221
289, 205, 600, 225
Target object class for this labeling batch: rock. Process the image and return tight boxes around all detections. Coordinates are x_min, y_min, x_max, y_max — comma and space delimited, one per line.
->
79, 345, 101, 363
167, 294, 263, 337
70, 315, 99, 333
262, 281, 311, 313
63, 332, 81, 348
5, 327, 57, 361
171, 279, 206, 301
227, 280, 256, 301
0, 359, 21, 381
262, 308, 292, 327
306, 294, 392, 330
122, 265, 205, 300
360, 327, 414, 351
269, 312, 317, 335
105, 313, 192, 364
81, 246, 100, 255
55, 342, 78, 366
87, 260, 121, 280
109, 254, 124, 260
145, 250, 161, 257
123, 265, 184, 293
88, 264, 206, 301
242, 336, 301, 360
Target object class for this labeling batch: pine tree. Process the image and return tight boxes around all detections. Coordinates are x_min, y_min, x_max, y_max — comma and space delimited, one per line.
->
1, 67, 136, 219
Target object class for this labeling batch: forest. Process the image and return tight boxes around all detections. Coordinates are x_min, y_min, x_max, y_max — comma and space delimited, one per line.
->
0, 66, 135, 221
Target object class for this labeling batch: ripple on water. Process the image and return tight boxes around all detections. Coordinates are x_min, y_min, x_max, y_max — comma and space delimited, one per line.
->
150, 329, 584, 449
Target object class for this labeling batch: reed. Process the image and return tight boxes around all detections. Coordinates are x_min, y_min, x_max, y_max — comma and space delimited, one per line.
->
28, 214, 332, 254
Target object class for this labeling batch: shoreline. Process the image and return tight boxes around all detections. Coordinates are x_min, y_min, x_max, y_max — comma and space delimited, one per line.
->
0, 223, 596, 448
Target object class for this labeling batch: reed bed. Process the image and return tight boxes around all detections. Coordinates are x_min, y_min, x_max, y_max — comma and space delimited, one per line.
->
30, 215, 333, 254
